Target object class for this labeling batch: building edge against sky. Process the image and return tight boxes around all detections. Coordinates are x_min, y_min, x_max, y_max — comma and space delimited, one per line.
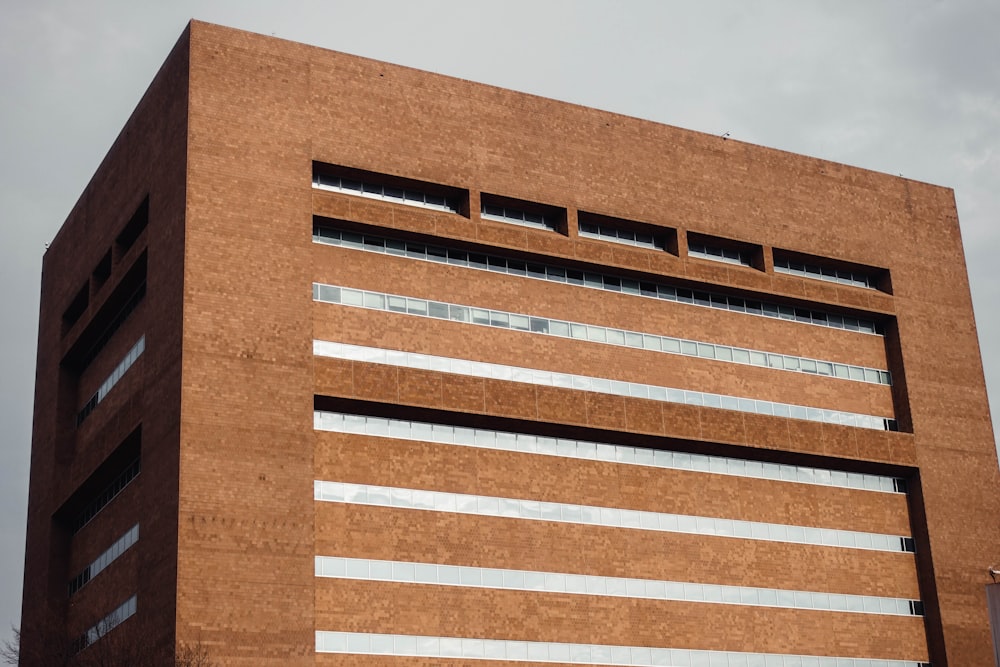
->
19, 19, 1000, 666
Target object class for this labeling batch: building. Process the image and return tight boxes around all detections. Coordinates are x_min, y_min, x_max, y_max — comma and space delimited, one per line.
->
19, 19, 1000, 666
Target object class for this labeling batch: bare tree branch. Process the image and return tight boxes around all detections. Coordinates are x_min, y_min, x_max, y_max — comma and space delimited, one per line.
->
12, 618, 218, 667
175, 641, 218, 667
0, 626, 18, 667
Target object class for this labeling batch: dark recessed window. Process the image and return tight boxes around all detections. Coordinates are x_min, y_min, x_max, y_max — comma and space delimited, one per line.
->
115, 197, 149, 257
62, 282, 89, 333
92, 250, 112, 290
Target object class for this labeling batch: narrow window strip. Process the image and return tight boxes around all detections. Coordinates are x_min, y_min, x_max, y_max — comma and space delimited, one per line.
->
313, 282, 890, 385
775, 259, 875, 290
315, 556, 923, 617
578, 223, 662, 251
312, 174, 458, 214
69, 524, 140, 596
688, 243, 753, 267
313, 340, 898, 432
313, 411, 905, 494
315, 631, 930, 667
77, 335, 146, 425
71, 459, 141, 534
481, 203, 559, 232
73, 595, 137, 654
313, 481, 915, 553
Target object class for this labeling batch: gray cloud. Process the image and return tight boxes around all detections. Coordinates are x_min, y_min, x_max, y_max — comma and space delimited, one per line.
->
2, 0, 998, 640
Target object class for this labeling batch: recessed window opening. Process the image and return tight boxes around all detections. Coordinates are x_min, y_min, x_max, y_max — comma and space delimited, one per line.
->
480, 193, 565, 233
773, 250, 888, 292
115, 197, 148, 257
578, 222, 660, 250
687, 233, 761, 269
689, 243, 751, 266
71, 457, 141, 534
577, 211, 675, 253
312, 163, 466, 215
62, 282, 89, 334
92, 250, 112, 290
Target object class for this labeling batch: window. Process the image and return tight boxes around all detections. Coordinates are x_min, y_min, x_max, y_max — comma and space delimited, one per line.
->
687, 232, 761, 269
91, 250, 112, 290
313, 163, 466, 214
71, 457, 141, 533
480, 194, 564, 233
688, 242, 751, 266
72, 596, 137, 653
577, 211, 674, 252
62, 282, 89, 334
773, 250, 887, 292
77, 336, 146, 425
69, 524, 139, 595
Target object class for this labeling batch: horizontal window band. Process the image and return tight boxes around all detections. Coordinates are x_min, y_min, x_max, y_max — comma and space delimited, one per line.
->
312, 225, 883, 335
314, 481, 915, 553
316, 556, 923, 617
315, 631, 929, 667
77, 335, 146, 426
313, 282, 890, 385
69, 524, 139, 596
313, 411, 907, 494
313, 340, 898, 432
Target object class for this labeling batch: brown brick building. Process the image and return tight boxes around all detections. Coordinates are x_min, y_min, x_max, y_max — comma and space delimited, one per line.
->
19, 19, 1000, 667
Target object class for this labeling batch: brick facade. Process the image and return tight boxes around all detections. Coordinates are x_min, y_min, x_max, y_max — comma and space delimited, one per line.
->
19, 20, 1000, 666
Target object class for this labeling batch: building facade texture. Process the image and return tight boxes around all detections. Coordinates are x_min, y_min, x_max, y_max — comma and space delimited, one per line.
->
19, 20, 1000, 667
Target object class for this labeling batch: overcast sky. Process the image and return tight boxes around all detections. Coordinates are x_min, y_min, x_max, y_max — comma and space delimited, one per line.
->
2, 0, 998, 638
